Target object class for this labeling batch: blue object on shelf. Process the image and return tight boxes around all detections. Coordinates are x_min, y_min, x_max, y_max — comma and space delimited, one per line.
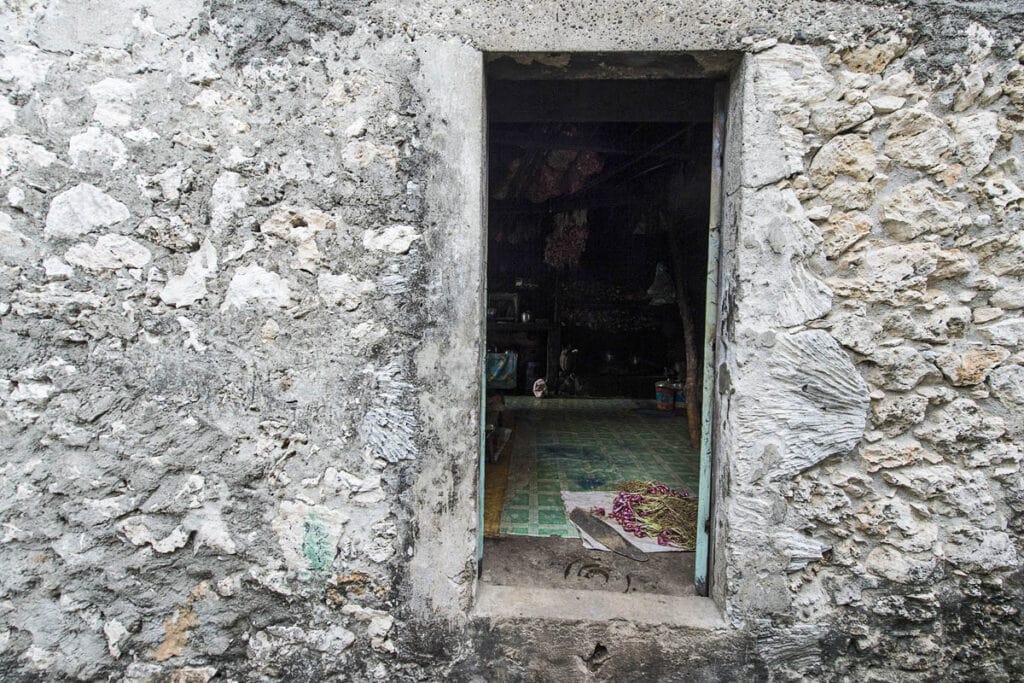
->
486, 351, 518, 389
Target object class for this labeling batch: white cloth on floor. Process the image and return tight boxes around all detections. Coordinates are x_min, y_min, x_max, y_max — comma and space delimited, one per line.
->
561, 490, 681, 553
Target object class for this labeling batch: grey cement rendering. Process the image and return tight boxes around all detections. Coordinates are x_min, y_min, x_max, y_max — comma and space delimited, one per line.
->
1, 1, 1024, 680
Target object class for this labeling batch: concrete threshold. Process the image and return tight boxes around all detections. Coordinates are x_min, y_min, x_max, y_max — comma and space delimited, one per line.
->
473, 582, 727, 629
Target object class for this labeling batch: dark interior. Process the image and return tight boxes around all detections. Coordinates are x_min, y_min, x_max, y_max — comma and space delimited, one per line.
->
481, 63, 718, 597
486, 77, 714, 398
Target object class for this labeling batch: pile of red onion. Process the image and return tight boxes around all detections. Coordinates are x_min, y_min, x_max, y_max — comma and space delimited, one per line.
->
593, 482, 692, 547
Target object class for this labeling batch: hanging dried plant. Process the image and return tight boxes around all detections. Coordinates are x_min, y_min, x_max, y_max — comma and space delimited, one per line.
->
543, 209, 589, 270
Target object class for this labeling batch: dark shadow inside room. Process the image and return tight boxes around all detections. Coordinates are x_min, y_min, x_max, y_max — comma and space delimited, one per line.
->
482, 64, 717, 597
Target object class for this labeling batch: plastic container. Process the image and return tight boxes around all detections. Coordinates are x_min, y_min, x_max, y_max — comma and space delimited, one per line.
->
672, 382, 685, 411
655, 380, 675, 411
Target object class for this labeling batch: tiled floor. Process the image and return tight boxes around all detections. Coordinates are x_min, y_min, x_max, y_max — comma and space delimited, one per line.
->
496, 397, 700, 538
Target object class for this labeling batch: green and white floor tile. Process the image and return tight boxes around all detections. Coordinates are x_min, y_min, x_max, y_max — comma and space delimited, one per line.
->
497, 397, 700, 538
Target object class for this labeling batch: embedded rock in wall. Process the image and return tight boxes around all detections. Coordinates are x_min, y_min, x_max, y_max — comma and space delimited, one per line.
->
934, 347, 1009, 386
989, 364, 1024, 436
884, 109, 955, 171
880, 180, 966, 240
871, 393, 929, 436
818, 212, 871, 260
318, 272, 376, 311
735, 186, 832, 327
829, 241, 971, 305
738, 330, 869, 480
44, 183, 130, 239
866, 346, 940, 391
914, 398, 1005, 451
363, 225, 420, 254
160, 239, 218, 308
944, 527, 1018, 573
64, 234, 151, 272
951, 111, 999, 176
220, 264, 290, 310
808, 135, 876, 188
68, 126, 127, 172
755, 44, 834, 130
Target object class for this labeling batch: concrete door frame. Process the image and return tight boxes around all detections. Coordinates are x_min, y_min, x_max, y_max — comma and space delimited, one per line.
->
476, 53, 734, 600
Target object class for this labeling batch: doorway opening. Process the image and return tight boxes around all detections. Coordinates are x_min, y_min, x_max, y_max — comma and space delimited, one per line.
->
481, 58, 722, 599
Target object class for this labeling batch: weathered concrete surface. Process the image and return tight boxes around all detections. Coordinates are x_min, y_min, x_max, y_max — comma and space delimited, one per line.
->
0, 0, 1023, 680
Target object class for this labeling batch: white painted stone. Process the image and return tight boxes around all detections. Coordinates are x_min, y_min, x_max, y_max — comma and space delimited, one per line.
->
880, 180, 965, 240
44, 184, 130, 240
0, 135, 58, 177
884, 109, 955, 170
65, 234, 151, 271
0, 45, 53, 93
69, 127, 128, 171
951, 111, 999, 176
87, 78, 135, 128
362, 225, 421, 255
221, 264, 290, 311
210, 172, 247, 232
317, 272, 376, 311
160, 239, 218, 307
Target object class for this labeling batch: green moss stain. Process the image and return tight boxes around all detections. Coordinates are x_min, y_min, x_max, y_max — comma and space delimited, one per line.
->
302, 513, 333, 572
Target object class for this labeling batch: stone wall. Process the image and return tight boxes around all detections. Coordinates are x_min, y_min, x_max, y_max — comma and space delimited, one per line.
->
0, 1, 1022, 680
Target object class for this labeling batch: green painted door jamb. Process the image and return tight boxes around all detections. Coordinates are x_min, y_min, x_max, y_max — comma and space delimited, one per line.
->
694, 81, 727, 596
